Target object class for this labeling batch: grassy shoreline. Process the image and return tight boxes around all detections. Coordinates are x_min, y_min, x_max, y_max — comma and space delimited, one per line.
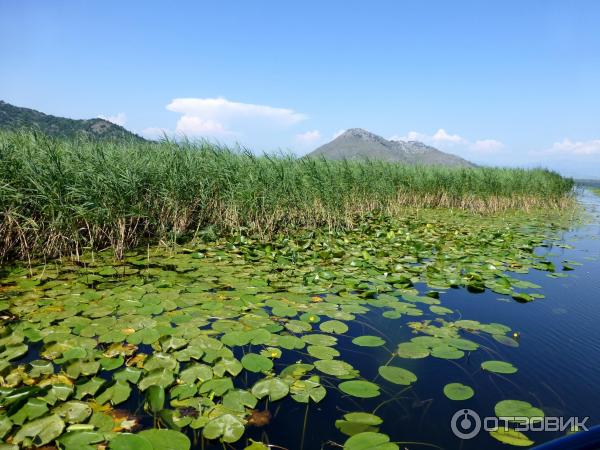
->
0, 131, 574, 261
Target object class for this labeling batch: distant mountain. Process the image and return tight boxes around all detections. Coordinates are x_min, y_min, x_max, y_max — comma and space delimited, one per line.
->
307, 128, 474, 167
0, 100, 144, 141
576, 178, 600, 188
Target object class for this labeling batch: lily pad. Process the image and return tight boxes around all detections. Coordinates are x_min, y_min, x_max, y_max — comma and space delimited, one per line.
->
241, 353, 273, 373
495, 400, 544, 422
138, 429, 191, 450
378, 366, 417, 385
307, 345, 340, 360
12, 414, 65, 447
396, 342, 430, 359
339, 380, 380, 398
251, 377, 289, 401
352, 335, 386, 347
314, 359, 354, 377
489, 428, 535, 446
319, 320, 349, 334
146, 385, 165, 413
203, 414, 245, 443
443, 383, 474, 400
481, 360, 518, 374
109, 433, 153, 450
343, 431, 399, 450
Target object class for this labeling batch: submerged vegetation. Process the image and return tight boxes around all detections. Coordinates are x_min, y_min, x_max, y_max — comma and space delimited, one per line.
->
0, 130, 574, 261
0, 207, 582, 449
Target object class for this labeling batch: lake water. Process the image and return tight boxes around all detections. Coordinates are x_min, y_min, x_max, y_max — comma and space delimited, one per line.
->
248, 190, 600, 450
1, 191, 599, 450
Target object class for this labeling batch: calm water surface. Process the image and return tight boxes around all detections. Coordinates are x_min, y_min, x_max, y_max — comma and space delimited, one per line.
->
247, 191, 600, 450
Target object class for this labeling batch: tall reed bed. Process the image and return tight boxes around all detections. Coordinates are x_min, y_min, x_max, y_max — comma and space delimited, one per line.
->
0, 131, 574, 260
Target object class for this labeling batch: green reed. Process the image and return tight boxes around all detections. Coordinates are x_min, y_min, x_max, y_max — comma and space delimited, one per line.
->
0, 130, 574, 260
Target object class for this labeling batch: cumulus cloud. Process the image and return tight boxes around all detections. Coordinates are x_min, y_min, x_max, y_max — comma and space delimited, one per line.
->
175, 116, 234, 137
165, 97, 307, 138
542, 138, 600, 156
141, 127, 171, 140
98, 112, 127, 126
469, 139, 505, 153
295, 130, 322, 144
432, 128, 466, 144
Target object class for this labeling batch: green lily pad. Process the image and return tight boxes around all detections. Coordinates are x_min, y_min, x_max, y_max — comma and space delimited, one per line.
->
492, 334, 519, 348
138, 429, 191, 450
223, 389, 258, 412
241, 353, 273, 373
58, 430, 105, 450
343, 431, 399, 450
10, 398, 49, 425
314, 359, 354, 377
179, 363, 213, 384
203, 414, 245, 443
430, 345, 464, 359
138, 369, 175, 391
28, 359, 54, 377
443, 383, 474, 400
301, 334, 337, 347
199, 377, 234, 396
307, 345, 340, 360
251, 377, 289, 401
96, 380, 132, 405
352, 335, 386, 347
396, 342, 430, 359
429, 305, 453, 315
339, 380, 380, 398
489, 428, 535, 446
146, 385, 165, 413
54, 400, 92, 423
336, 412, 383, 436
319, 320, 349, 334
109, 433, 153, 450
495, 400, 544, 421
378, 366, 417, 385
12, 414, 65, 447
290, 377, 326, 403
481, 360, 518, 374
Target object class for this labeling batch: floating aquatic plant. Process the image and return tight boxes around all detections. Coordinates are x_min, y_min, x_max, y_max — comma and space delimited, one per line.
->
0, 206, 583, 448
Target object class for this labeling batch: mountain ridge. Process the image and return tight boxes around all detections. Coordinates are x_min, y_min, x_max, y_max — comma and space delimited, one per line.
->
307, 128, 474, 167
0, 100, 144, 141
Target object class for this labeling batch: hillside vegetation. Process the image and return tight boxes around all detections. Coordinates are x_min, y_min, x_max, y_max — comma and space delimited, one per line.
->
0, 100, 143, 141
0, 131, 574, 260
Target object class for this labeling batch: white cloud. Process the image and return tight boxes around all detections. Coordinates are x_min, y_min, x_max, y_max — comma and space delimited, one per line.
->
98, 112, 127, 126
164, 97, 307, 139
295, 130, 321, 144
390, 129, 466, 144
470, 139, 505, 153
141, 127, 171, 139
432, 128, 466, 144
175, 116, 234, 137
167, 97, 306, 125
543, 138, 600, 156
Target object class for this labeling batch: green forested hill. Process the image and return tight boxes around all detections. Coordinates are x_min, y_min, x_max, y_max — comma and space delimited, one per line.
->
0, 100, 144, 140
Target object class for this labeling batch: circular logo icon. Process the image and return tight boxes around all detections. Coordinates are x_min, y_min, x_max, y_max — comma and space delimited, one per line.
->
451, 409, 481, 440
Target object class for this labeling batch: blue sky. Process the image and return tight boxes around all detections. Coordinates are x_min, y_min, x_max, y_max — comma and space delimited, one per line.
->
1, 1, 599, 177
